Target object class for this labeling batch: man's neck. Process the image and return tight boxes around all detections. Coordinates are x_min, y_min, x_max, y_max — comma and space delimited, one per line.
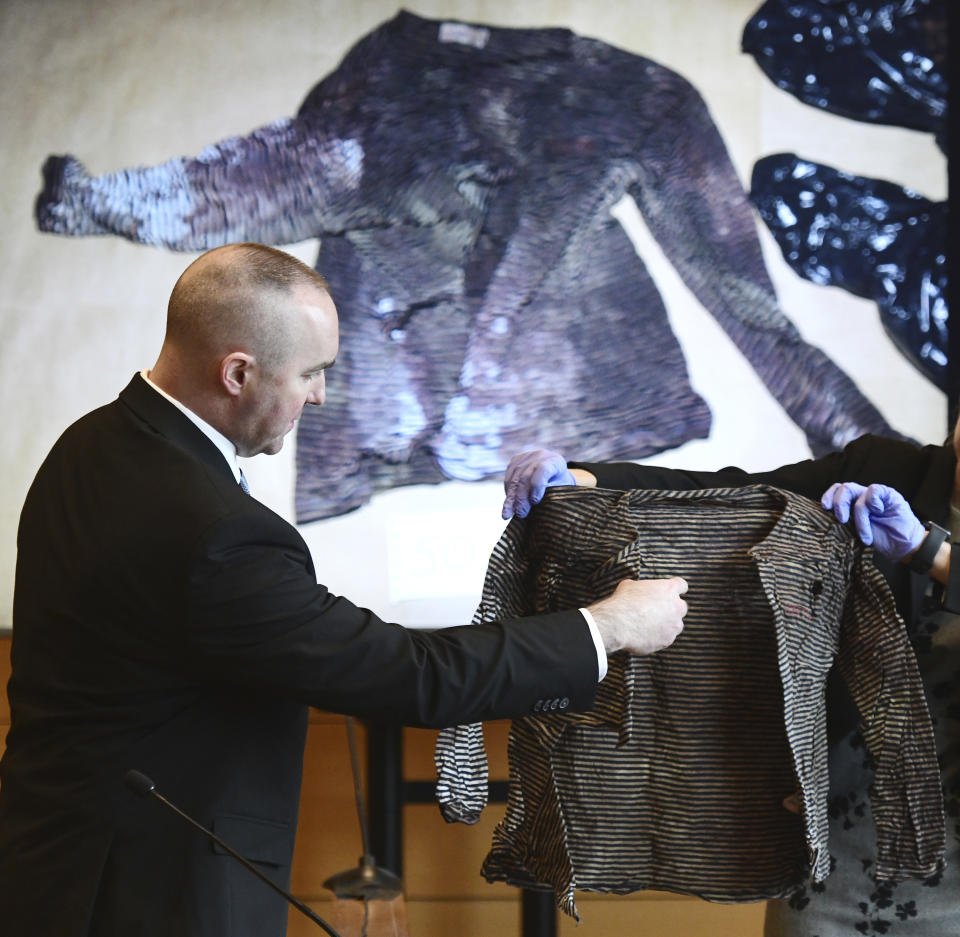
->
140, 370, 242, 481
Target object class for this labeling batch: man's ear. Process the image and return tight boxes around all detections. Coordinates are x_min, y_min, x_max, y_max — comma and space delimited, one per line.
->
220, 352, 255, 397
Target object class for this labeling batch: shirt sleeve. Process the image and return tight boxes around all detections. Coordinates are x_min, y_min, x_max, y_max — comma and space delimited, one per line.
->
579, 607, 608, 681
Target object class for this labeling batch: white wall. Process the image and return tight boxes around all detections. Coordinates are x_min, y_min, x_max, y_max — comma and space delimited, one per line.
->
0, 0, 946, 630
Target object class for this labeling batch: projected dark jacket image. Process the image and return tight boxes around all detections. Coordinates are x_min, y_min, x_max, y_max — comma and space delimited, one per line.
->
749, 153, 947, 391
34, 11, 900, 522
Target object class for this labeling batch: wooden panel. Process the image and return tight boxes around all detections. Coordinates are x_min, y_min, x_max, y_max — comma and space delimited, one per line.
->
403, 721, 513, 780
286, 899, 341, 937
290, 717, 369, 897
404, 801, 514, 900
403, 899, 523, 937
288, 898, 522, 937
558, 895, 765, 936
289, 896, 767, 937
402, 721, 516, 902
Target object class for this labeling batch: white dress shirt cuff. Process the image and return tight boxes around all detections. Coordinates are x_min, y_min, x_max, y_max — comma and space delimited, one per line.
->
579, 607, 608, 682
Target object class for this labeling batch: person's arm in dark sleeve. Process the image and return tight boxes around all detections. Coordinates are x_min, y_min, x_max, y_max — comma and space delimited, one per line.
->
568, 460, 750, 493
570, 434, 928, 503
180, 510, 599, 728
180, 506, 688, 728
568, 455, 844, 502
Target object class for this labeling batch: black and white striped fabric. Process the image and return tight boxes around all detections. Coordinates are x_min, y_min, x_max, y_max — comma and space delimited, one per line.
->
434, 485, 945, 918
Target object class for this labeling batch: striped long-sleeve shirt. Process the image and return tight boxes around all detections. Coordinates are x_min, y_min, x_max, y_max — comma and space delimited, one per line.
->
434, 484, 944, 918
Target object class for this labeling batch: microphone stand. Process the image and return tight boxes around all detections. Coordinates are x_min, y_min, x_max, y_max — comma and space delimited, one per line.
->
124, 769, 341, 937
322, 717, 405, 936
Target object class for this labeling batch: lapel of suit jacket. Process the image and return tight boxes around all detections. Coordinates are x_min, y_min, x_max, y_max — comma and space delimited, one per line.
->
117, 373, 238, 486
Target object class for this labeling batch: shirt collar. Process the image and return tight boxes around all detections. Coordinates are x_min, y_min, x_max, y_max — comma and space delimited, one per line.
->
140, 369, 243, 484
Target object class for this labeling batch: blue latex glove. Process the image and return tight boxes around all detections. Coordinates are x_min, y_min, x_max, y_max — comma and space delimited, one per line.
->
821, 481, 925, 561
501, 449, 575, 519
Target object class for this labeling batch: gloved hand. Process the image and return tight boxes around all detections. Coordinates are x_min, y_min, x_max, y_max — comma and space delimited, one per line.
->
501, 449, 575, 520
820, 482, 925, 561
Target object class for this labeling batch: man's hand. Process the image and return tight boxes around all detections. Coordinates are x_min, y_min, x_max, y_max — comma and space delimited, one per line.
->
587, 577, 688, 656
501, 449, 575, 520
821, 481, 925, 561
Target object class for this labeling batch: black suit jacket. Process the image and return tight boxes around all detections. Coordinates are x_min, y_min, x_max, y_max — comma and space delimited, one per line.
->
0, 374, 598, 937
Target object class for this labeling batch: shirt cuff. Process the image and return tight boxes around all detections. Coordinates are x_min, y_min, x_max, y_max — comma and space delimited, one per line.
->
579, 607, 608, 682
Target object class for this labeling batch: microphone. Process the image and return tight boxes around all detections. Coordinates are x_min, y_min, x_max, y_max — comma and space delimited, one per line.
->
124, 769, 341, 937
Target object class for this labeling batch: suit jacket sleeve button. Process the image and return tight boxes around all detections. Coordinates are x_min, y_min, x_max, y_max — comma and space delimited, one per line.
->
559, 697, 569, 710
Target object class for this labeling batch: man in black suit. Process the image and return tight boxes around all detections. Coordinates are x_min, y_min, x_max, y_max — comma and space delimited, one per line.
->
0, 242, 688, 937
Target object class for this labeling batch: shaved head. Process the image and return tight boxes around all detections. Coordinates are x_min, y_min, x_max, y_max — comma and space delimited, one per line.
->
150, 243, 339, 453
165, 242, 331, 374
